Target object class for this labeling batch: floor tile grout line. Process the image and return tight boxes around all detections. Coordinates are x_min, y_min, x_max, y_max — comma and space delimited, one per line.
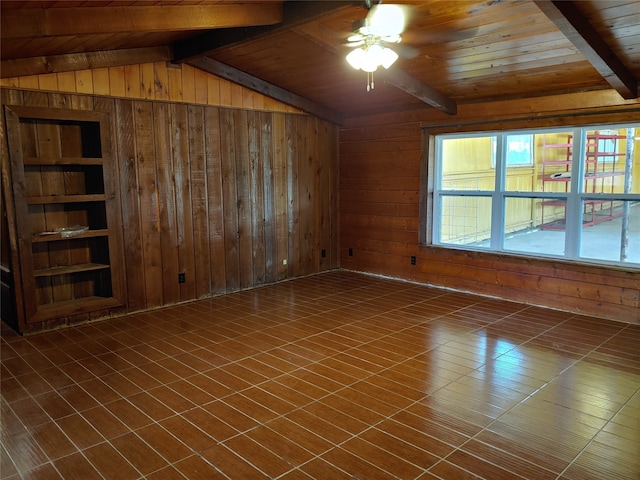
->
426, 312, 632, 480
2, 287, 541, 480
195, 301, 531, 479
3, 272, 638, 480
550, 325, 640, 480
416, 308, 585, 478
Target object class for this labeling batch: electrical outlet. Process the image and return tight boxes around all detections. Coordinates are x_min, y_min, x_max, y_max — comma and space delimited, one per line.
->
411, 256, 416, 265
178, 272, 186, 283
348, 248, 353, 256
321, 249, 326, 258
282, 259, 287, 266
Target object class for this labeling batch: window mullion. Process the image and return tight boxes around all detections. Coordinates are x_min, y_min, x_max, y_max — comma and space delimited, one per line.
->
491, 133, 505, 250
565, 128, 585, 259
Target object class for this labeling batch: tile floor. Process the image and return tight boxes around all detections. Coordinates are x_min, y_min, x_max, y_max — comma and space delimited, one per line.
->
1, 270, 639, 479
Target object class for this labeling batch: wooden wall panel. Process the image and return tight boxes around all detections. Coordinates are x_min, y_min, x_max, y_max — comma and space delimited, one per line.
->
297, 116, 312, 277
259, 111, 276, 284
273, 114, 289, 281
220, 108, 241, 292
154, 102, 180, 305
114, 99, 146, 311
204, 107, 227, 295
2, 88, 339, 328
171, 104, 196, 302
1, 62, 301, 114
248, 111, 266, 286
234, 110, 254, 290
340, 95, 640, 324
286, 116, 300, 279
187, 105, 211, 299
134, 100, 163, 309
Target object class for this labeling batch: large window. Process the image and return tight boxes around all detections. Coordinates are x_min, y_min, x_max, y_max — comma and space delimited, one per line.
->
431, 124, 640, 267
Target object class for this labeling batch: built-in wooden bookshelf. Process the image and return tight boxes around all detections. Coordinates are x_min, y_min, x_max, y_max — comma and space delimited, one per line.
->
4, 105, 124, 326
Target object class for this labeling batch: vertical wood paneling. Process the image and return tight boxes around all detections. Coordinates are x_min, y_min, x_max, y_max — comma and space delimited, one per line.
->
171, 103, 196, 302
115, 99, 146, 311
18, 76, 38, 89
38, 73, 58, 91
248, 111, 266, 286
231, 83, 243, 108
56, 72, 76, 93
286, 116, 299, 278
220, 109, 240, 291
154, 102, 180, 305
207, 75, 220, 106
234, 110, 254, 290
182, 65, 196, 105
168, 66, 183, 103
140, 63, 155, 100
124, 65, 141, 98
71, 94, 93, 110
50, 93, 72, 109
194, 68, 208, 105
204, 107, 227, 294
188, 105, 211, 298
153, 62, 169, 101
298, 116, 313, 277
92, 68, 110, 96
75, 70, 93, 94
108, 67, 126, 97
134, 100, 162, 308
219, 79, 232, 107
93, 96, 126, 316
272, 114, 289, 281
318, 120, 331, 271
2, 87, 340, 329
330, 123, 340, 269
260, 111, 276, 283
1, 62, 301, 114
308, 117, 320, 273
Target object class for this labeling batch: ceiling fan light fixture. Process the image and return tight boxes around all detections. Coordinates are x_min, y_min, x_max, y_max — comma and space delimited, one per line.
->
346, 3, 406, 90
346, 43, 398, 72
380, 47, 399, 69
346, 47, 367, 70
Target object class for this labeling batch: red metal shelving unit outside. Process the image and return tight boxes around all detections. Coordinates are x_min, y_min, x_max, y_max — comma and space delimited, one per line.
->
540, 133, 625, 230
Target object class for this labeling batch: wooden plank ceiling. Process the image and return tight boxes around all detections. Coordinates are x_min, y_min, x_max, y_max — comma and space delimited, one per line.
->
1, 0, 639, 122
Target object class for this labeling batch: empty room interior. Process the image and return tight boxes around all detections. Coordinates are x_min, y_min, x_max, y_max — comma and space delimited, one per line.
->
1, 1, 639, 479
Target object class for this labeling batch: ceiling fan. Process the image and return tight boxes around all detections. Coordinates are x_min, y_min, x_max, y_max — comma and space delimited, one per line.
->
344, 1, 416, 90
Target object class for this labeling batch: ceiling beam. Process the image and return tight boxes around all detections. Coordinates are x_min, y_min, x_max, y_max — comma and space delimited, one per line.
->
1, 5, 282, 39
377, 69, 457, 115
534, 0, 637, 99
188, 57, 343, 125
1, 46, 172, 78
173, 1, 358, 63
294, 23, 458, 115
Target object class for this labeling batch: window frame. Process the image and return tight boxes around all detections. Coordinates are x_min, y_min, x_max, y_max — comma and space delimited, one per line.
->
428, 124, 640, 268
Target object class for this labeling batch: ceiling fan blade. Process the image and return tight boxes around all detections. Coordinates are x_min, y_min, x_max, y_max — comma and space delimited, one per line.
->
402, 26, 479, 46
344, 40, 366, 47
387, 43, 419, 59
